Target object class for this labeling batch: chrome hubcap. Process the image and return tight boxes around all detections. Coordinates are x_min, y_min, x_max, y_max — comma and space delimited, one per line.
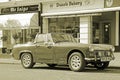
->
22, 54, 31, 67
71, 55, 81, 70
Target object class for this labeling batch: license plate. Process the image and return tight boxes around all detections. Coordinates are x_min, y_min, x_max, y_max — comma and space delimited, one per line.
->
101, 57, 112, 61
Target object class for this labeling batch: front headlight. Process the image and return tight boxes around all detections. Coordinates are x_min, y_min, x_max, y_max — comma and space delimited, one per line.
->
89, 46, 94, 52
110, 46, 115, 52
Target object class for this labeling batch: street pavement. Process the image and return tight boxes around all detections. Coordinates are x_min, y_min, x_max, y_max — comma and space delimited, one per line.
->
109, 52, 120, 67
0, 53, 20, 64
0, 52, 120, 67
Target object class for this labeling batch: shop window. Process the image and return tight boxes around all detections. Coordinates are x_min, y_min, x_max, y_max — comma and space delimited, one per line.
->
48, 17, 79, 38
0, 13, 39, 50
35, 34, 46, 43
93, 23, 100, 44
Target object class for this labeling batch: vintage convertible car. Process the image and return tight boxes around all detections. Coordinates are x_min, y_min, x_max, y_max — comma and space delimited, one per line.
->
12, 33, 115, 72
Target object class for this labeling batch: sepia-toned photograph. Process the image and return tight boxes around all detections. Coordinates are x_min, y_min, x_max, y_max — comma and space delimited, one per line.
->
0, 0, 120, 80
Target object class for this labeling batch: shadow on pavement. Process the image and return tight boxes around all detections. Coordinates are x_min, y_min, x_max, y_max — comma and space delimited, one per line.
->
32, 65, 70, 71
84, 66, 120, 73
108, 66, 120, 69
30, 64, 120, 74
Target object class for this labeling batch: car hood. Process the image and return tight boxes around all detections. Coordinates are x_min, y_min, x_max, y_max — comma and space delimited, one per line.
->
89, 44, 113, 50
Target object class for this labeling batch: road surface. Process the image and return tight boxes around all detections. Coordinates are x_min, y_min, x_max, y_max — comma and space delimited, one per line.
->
0, 63, 120, 80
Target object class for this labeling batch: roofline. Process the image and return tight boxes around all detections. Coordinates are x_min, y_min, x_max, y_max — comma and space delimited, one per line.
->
41, 7, 120, 17
0, 1, 41, 8
0, 0, 59, 8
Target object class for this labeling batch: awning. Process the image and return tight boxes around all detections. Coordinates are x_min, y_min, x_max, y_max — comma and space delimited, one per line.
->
41, 7, 120, 17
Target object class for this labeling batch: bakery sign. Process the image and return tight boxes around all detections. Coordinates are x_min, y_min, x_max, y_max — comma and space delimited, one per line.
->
43, 0, 104, 13
1, 5, 38, 14
51, 1, 83, 8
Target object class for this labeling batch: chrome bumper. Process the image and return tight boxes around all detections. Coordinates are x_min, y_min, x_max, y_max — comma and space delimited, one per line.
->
85, 56, 115, 62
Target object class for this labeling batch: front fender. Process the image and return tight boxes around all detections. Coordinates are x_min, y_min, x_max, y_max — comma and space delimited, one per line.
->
66, 48, 89, 64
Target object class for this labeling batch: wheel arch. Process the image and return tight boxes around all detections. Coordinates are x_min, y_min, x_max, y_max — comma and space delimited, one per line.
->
67, 49, 85, 64
19, 50, 33, 59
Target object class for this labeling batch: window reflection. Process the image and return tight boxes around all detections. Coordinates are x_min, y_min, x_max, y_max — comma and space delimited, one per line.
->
0, 13, 39, 49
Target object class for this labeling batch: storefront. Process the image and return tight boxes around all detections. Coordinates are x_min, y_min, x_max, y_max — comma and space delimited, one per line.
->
0, 1, 41, 53
41, 0, 120, 51
104, 0, 120, 51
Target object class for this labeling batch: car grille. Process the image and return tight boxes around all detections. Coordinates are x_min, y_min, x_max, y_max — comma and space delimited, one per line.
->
94, 51, 111, 57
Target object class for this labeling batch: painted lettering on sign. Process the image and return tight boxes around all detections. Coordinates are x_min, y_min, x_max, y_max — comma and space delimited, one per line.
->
9, 7, 29, 12
56, 2, 68, 7
69, 1, 82, 6
55, 1, 83, 7
44, 0, 104, 13
1, 5, 38, 14
17, 7, 29, 12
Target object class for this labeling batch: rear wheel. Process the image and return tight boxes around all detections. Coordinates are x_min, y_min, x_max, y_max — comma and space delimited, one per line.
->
94, 62, 109, 70
68, 52, 86, 72
21, 53, 35, 68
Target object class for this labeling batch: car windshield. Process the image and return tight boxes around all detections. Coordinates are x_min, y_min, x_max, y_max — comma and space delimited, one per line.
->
51, 33, 77, 43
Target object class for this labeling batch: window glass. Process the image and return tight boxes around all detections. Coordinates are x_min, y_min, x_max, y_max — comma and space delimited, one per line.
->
48, 17, 79, 38
36, 34, 46, 43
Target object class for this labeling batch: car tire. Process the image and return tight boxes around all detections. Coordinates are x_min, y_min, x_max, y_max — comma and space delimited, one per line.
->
94, 62, 109, 70
68, 52, 86, 72
21, 53, 35, 68
47, 64, 57, 67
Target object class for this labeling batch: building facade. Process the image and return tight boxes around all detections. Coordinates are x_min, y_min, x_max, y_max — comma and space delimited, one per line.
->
41, 0, 120, 51
0, 0, 120, 52
0, 1, 41, 53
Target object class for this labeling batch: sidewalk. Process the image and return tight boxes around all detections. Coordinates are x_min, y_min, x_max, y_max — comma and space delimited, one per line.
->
109, 52, 120, 67
0, 53, 120, 67
0, 58, 20, 64
0, 53, 20, 64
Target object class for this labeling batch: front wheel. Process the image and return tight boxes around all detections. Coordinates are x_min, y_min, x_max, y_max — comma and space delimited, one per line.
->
94, 62, 109, 70
68, 52, 86, 72
21, 53, 35, 68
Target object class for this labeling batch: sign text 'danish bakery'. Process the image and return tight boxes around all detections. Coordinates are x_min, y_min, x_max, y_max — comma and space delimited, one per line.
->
43, 0, 104, 13
55, 1, 82, 7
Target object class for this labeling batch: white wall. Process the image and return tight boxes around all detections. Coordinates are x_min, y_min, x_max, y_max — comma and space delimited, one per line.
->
115, 11, 119, 46
43, 18, 48, 33
79, 16, 92, 44
0, 30, 3, 47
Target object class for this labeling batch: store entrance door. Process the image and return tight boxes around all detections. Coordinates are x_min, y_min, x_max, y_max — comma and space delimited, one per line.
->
93, 22, 111, 44
102, 22, 111, 44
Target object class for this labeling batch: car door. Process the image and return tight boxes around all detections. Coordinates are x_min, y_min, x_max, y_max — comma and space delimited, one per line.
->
35, 34, 54, 63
